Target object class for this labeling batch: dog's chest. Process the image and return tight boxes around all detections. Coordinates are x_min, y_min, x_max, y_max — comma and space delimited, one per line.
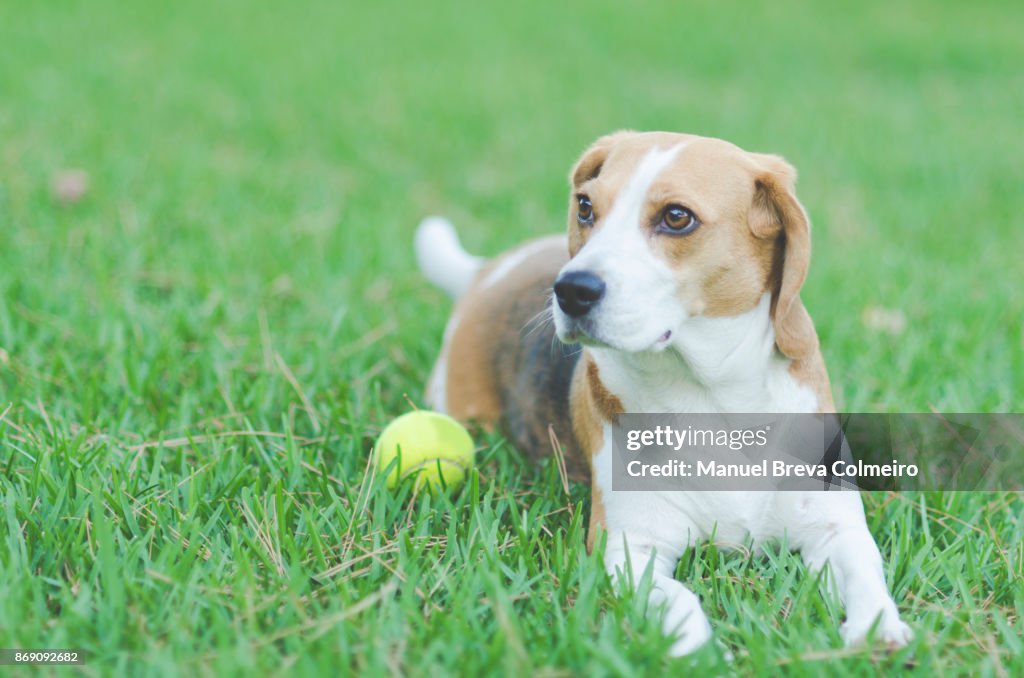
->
586, 341, 821, 547
593, 427, 801, 548
592, 348, 819, 415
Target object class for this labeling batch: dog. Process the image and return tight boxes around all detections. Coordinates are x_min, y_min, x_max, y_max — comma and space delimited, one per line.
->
414, 131, 912, 655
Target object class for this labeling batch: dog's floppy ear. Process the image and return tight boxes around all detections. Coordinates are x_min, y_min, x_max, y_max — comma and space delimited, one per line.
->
748, 153, 818, 360
567, 131, 634, 255
569, 130, 634, 187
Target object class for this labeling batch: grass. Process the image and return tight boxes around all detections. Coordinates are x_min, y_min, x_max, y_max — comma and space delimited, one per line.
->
1, 0, 1022, 674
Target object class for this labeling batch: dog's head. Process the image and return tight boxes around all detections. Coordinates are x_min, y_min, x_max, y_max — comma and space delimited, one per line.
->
552, 131, 817, 360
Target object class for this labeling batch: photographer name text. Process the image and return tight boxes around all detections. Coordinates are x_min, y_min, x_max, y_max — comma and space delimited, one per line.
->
625, 458, 919, 479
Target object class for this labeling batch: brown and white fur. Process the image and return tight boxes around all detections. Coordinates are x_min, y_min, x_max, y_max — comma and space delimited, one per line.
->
415, 131, 912, 656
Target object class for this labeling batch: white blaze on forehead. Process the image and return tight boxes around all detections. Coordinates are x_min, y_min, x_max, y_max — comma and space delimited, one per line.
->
604, 143, 686, 229
571, 143, 685, 271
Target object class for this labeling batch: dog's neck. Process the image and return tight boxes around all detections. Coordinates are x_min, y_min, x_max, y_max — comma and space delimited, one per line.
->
587, 294, 806, 413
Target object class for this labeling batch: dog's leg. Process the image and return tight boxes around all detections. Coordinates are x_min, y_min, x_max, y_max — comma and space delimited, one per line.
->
605, 531, 713, 656
594, 434, 712, 655
794, 494, 912, 648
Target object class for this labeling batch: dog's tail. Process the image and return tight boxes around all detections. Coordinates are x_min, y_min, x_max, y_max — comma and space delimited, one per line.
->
414, 216, 485, 300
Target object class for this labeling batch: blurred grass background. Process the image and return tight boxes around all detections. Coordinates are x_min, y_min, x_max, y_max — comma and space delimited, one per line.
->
1, 0, 1021, 675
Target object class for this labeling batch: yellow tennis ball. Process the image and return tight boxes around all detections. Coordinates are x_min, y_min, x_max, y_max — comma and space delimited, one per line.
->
373, 410, 474, 491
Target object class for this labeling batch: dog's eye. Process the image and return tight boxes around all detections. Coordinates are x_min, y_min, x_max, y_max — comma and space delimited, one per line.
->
576, 195, 594, 225
658, 205, 699, 234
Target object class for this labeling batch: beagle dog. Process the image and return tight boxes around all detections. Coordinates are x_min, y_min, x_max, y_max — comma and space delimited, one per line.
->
415, 131, 912, 655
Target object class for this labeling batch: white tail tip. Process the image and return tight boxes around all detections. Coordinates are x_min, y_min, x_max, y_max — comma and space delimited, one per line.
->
415, 216, 484, 299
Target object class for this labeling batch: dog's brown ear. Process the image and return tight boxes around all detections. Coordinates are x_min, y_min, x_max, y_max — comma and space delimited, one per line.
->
567, 131, 634, 256
748, 153, 818, 360
569, 130, 634, 187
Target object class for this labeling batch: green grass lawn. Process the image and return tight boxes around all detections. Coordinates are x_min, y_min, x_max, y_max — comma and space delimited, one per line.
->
1, 0, 1022, 675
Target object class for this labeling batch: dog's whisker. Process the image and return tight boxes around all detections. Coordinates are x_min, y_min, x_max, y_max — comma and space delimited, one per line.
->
524, 319, 553, 340
561, 343, 583, 358
522, 305, 551, 330
522, 306, 555, 339
522, 286, 557, 338
549, 332, 581, 360
549, 333, 561, 360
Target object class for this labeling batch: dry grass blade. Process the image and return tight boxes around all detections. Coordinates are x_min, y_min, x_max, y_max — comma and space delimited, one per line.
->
548, 424, 571, 496
275, 351, 322, 433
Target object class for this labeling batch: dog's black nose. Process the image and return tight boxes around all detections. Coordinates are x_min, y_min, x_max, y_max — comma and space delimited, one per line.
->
554, 271, 606, 318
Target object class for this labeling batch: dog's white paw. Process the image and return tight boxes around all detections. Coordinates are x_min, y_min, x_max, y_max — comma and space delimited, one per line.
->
841, 609, 913, 649
664, 605, 713, 656
648, 579, 713, 656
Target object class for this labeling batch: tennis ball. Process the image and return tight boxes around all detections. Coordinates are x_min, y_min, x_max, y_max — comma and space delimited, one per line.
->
373, 410, 474, 491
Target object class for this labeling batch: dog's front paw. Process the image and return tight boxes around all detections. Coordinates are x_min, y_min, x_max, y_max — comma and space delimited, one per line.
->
662, 599, 713, 656
666, 612, 713, 657
841, 609, 913, 649
647, 579, 713, 656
